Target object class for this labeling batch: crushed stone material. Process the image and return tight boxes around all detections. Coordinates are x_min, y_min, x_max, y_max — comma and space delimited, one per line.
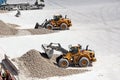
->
0, 20, 56, 37
0, 20, 18, 35
0, 10, 8, 13
25, 28, 56, 35
16, 49, 88, 79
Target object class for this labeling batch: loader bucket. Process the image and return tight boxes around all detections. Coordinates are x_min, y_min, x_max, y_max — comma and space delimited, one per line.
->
34, 22, 39, 29
45, 49, 53, 59
41, 44, 54, 59
34, 23, 43, 29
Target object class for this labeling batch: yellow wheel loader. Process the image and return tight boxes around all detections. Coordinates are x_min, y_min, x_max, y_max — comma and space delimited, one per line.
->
35, 14, 72, 30
42, 43, 96, 68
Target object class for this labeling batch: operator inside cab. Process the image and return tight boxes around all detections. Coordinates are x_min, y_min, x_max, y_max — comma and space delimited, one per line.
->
69, 44, 82, 54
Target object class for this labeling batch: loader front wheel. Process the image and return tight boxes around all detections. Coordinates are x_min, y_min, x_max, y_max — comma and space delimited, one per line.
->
46, 24, 53, 30
60, 23, 68, 30
58, 58, 69, 68
79, 57, 89, 67
56, 55, 63, 63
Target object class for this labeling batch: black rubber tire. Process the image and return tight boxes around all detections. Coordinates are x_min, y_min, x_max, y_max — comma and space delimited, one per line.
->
46, 24, 53, 30
79, 57, 89, 67
58, 58, 69, 68
60, 23, 68, 30
56, 55, 63, 63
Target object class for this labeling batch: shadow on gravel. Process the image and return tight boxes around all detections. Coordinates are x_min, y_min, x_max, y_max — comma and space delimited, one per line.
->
40, 52, 50, 59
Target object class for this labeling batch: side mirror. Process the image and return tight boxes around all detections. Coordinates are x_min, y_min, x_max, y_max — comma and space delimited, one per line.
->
65, 15, 67, 18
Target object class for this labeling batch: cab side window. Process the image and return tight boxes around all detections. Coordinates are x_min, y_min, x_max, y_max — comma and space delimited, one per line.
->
70, 47, 78, 53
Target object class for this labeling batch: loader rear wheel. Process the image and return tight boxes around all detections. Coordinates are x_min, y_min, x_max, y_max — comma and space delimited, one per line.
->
46, 24, 53, 30
79, 57, 89, 67
58, 58, 69, 68
60, 23, 68, 30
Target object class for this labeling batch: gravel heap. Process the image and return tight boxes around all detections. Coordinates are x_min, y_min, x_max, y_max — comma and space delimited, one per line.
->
17, 49, 88, 78
0, 20, 18, 35
0, 20, 55, 37
25, 28, 55, 35
0, 10, 7, 13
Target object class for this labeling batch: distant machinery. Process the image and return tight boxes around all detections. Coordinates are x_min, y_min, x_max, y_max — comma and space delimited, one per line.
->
0, 0, 45, 11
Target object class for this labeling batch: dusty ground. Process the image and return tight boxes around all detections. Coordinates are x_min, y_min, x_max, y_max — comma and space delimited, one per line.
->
0, 20, 56, 37
0, 20, 18, 36
14, 49, 88, 79
0, 10, 8, 13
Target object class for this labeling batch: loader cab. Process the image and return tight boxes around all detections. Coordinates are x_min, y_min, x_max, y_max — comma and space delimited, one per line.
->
53, 14, 62, 21
69, 45, 79, 54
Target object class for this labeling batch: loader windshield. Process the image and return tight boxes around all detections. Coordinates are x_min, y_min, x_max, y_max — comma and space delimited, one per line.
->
53, 14, 62, 21
69, 47, 79, 53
